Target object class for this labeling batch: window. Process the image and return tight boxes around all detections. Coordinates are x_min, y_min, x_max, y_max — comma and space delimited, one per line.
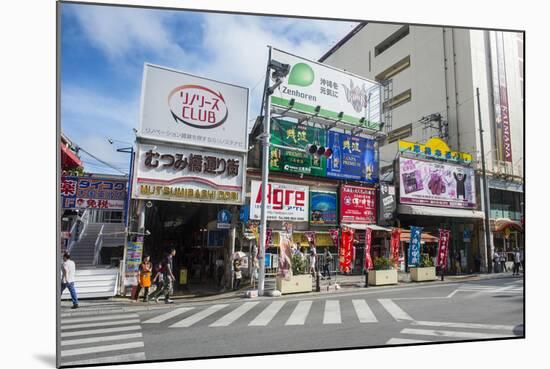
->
376, 55, 411, 81
383, 88, 411, 112
375, 25, 410, 57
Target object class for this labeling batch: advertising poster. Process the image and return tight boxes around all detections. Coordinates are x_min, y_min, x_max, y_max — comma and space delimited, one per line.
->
326, 132, 378, 183
61, 176, 126, 210
329, 229, 339, 248
408, 226, 423, 267
270, 48, 382, 130
390, 228, 401, 267
250, 181, 309, 221
340, 185, 377, 224
124, 241, 144, 286
310, 191, 337, 226
340, 228, 354, 273
379, 182, 396, 225
399, 157, 476, 209
269, 119, 326, 177
365, 227, 373, 270
437, 229, 451, 269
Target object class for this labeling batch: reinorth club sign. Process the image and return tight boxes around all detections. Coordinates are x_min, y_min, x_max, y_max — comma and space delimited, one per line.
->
138, 64, 249, 153
132, 143, 246, 205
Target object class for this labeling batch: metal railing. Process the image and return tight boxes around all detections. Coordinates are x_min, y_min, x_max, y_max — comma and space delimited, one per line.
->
92, 224, 105, 265
66, 209, 89, 254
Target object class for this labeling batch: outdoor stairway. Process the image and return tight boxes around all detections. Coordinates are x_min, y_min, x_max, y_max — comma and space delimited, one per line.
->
69, 223, 125, 266
61, 266, 119, 299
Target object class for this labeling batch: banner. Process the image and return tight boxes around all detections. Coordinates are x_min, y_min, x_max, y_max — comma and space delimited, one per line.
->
340, 185, 377, 224
269, 118, 327, 176
437, 229, 451, 269
399, 157, 476, 209
340, 228, 354, 273
279, 225, 293, 279
304, 231, 316, 246
326, 132, 378, 183
250, 181, 309, 221
329, 229, 339, 248
266, 228, 273, 247
270, 48, 382, 130
365, 227, 373, 270
379, 182, 396, 226
61, 176, 126, 210
310, 191, 337, 226
408, 226, 423, 267
390, 228, 401, 267
124, 241, 144, 286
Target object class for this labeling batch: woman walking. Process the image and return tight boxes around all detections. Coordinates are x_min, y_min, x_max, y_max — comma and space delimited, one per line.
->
233, 258, 242, 290
134, 255, 152, 302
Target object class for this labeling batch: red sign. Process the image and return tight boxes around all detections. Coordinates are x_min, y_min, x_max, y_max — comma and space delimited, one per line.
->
340, 228, 354, 273
304, 231, 316, 246
436, 229, 451, 269
168, 85, 228, 129
500, 86, 513, 162
340, 185, 377, 224
390, 228, 401, 267
364, 227, 373, 270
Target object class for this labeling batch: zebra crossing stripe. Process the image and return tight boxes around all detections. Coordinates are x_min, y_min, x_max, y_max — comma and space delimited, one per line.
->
61, 314, 139, 324
61, 352, 147, 366
249, 301, 286, 326
170, 304, 228, 328
323, 301, 341, 324
285, 301, 313, 326
386, 338, 430, 344
378, 299, 413, 321
61, 332, 143, 346
401, 328, 512, 339
61, 319, 141, 330
352, 299, 378, 323
210, 302, 260, 327
61, 341, 145, 357
143, 307, 194, 324
412, 321, 516, 331
61, 325, 142, 338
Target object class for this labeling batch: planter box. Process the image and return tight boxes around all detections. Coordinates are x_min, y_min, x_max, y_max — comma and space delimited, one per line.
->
368, 269, 398, 286
276, 274, 312, 294
410, 267, 437, 282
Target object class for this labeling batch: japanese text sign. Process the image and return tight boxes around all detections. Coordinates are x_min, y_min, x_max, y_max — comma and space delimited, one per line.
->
61, 176, 126, 210
327, 131, 377, 182
437, 229, 451, 269
365, 227, 373, 270
408, 226, 423, 267
340, 185, 376, 224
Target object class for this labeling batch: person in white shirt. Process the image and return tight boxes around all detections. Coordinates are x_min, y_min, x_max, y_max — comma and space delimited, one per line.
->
513, 249, 521, 276
308, 242, 317, 276
61, 252, 79, 309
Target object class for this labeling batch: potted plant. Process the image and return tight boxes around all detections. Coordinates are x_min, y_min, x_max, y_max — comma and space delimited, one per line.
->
276, 253, 312, 294
410, 253, 437, 282
368, 256, 398, 286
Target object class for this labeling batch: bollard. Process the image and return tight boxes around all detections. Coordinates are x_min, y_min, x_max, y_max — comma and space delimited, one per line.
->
316, 272, 321, 292
364, 270, 369, 288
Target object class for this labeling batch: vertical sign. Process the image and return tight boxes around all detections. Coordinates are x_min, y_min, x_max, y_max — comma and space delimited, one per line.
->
340, 228, 354, 273
365, 227, 373, 270
390, 228, 401, 267
437, 229, 451, 269
124, 241, 143, 286
329, 229, 339, 248
408, 226, 423, 267
340, 185, 377, 223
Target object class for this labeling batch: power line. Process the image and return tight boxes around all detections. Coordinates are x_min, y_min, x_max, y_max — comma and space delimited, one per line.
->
75, 144, 128, 175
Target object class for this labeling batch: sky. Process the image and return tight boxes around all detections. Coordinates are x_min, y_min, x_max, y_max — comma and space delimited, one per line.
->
60, 3, 358, 175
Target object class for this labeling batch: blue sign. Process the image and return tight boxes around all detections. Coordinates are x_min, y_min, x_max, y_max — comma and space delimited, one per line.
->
408, 226, 423, 267
310, 191, 337, 225
239, 205, 250, 222
217, 209, 232, 229
326, 131, 378, 183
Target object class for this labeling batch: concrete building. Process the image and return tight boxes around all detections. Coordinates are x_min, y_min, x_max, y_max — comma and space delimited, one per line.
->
320, 23, 524, 272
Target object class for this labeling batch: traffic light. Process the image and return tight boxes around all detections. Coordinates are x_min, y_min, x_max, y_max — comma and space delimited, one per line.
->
306, 144, 332, 158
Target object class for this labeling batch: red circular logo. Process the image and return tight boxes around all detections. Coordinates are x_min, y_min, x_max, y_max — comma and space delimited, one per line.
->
168, 85, 229, 129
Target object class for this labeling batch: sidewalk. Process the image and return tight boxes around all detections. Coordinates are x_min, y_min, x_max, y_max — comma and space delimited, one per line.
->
60, 271, 522, 316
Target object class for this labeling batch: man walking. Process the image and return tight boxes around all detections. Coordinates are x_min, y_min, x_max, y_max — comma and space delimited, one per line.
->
322, 248, 333, 279
513, 249, 521, 276
61, 252, 79, 309
149, 248, 176, 304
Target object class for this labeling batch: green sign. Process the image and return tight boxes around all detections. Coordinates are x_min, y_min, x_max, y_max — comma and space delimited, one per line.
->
269, 119, 326, 176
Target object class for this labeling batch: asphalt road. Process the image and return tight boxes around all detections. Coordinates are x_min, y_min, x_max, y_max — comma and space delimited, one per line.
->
58, 276, 524, 367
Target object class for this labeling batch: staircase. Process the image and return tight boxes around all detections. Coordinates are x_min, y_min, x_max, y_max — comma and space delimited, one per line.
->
61, 266, 119, 300
69, 223, 125, 266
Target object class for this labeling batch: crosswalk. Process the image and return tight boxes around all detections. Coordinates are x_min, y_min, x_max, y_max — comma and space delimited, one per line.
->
457, 283, 524, 294
60, 312, 146, 366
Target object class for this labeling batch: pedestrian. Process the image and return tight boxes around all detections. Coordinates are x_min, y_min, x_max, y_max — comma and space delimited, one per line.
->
455, 251, 462, 275
308, 242, 317, 276
216, 256, 225, 287
133, 255, 152, 302
474, 254, 481, 273
322, 248, 333, 279
233, 258, 242, 290
500, 251, 507, 272
493, 251, 500, 273
513, 249, 521, 276
294, 242, 302, 255
520, 249, 524, 273
149, 248, 176, 304
61, 252, 79, 309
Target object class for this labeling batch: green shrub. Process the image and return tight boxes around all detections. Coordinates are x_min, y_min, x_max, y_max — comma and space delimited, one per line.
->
419, 253, 434, 267
373, 256, 391, 270
291, 253, 307, 275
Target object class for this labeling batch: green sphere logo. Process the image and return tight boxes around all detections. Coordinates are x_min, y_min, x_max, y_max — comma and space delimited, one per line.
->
288, 63, 314, 87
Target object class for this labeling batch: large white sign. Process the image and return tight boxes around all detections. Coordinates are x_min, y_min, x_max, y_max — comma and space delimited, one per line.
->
250, 180, 309, 221
132, 143, 246, 205
270, 48, 382, 130
399, 157, 477, 209
139, 64, 249, 153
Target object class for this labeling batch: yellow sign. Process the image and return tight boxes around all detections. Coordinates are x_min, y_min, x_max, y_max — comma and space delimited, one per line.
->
179, 268, 188, 285
399, 138, 472, 163
140, 185, 239, 202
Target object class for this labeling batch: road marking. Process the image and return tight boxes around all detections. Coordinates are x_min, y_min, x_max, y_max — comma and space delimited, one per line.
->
61, 332, 143, 346
285, 301, 313, 326
61, 341, 144, 357
323, 301, 341, 324
61, 352, 147, 366
446, 290, 459, 298
61, 319, 141, 330
352, 299, 378, 323
61, 325, 141, 338
249, 301, 286, 326
412, 321, 516, 331
378, 299, 413, 321
142, 307, 194, 324
386, 338, 430, 344
170, 304, 228, 328
61, 314, 139, 324
401, 328, 512, 339
210, 302, 260, 327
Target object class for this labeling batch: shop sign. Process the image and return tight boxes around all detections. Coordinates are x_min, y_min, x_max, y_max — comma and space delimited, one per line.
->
310, 191, 337, 226
399, 157, 476, 209
408, 226, 423, 267
365, 228, 373, 270
340, 185, 377, 224
61, 176, 126, 210
390, 228, 401, 267
399, 138, 473, 164
250, 181, 309, 221
239, 205, 249, 222
270, 48, 382, 130
463, 229, 472, 242
270, 118, 327, 176
138, 64, 249, 153
217, 209, 231, 229
326, 131, 378, 182
340, 228, 354, 273
379, 182, 396, 226
437, 229, 451, 269
124, 241, 143, 286
132, 143, 245, 205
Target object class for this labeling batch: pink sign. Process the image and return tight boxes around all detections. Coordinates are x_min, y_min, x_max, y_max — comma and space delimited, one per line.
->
437, 229, 451, 269
340, 185, 377, 224
365, 227, 373, 270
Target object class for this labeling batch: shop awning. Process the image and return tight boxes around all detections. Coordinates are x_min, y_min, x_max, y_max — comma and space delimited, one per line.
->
399, 229, 439, 243
398, 204, 485, 219
494, 218, 523, 232
61, 144, 82, 169
342, 223, 391, 232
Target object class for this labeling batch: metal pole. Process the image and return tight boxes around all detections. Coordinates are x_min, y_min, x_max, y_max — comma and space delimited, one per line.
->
120, 146, 134, 295
258, 47, 273, 296
476, 88, 493, 274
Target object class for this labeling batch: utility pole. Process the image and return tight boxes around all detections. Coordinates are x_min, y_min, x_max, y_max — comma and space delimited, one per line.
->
476, 88, 493, 273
